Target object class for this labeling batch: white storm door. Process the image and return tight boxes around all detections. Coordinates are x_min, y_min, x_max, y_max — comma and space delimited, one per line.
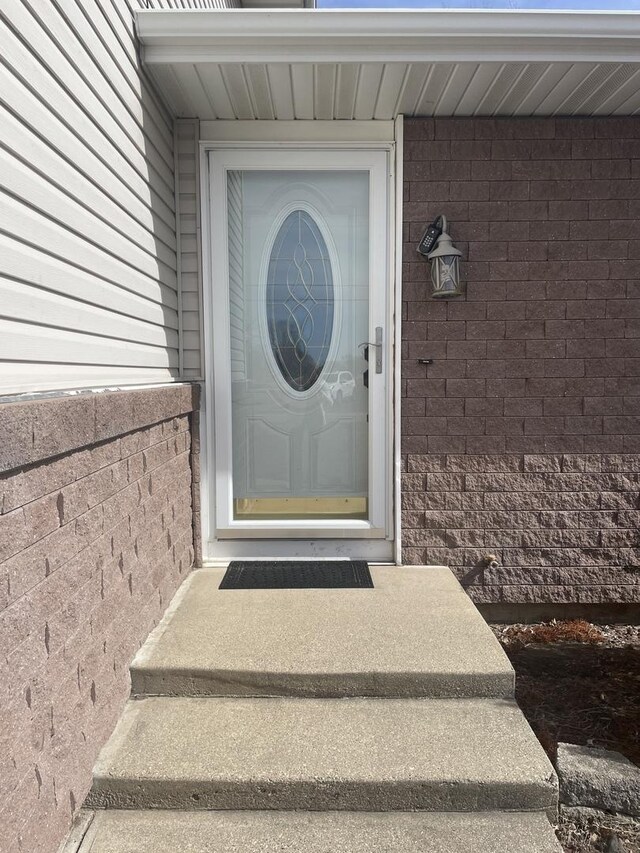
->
209, 148, 390, 538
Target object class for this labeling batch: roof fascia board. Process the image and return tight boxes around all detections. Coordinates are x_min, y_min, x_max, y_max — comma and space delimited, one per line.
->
136, 9, 640, 64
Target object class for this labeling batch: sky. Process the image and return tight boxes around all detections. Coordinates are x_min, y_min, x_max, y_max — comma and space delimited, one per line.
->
318, 0, 640, 8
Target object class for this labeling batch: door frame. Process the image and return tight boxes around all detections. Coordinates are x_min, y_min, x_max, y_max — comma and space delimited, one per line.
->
198, 121, 402, 564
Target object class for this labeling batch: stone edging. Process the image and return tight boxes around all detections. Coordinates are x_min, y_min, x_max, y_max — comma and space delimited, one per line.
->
0, 384, 200, 474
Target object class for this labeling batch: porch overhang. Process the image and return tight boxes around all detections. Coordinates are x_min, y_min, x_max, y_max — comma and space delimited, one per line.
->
136, 9, 640, 119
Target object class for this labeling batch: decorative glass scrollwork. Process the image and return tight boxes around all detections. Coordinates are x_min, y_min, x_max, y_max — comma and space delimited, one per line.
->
266, 210, 334, 392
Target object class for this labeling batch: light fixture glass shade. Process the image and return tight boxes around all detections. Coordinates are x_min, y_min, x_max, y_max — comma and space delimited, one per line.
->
428, 228, 463, 298
430, 252, 461, 297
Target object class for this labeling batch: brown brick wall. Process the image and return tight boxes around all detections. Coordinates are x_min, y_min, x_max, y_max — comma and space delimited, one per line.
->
0, 387, 197, 853
402, 117, 640, 604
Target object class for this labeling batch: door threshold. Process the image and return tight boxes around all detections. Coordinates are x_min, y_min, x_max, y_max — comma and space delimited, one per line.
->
202, 538, 395, 564
201, 558, 397, 569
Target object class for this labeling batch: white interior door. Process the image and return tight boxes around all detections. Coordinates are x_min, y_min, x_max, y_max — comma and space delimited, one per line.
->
209, 148, 390, 541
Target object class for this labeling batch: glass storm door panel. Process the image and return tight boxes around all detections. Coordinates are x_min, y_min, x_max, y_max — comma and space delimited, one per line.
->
210, 150, 389, 537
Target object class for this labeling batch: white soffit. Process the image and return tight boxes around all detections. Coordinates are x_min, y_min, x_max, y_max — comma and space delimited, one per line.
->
141, 1, 312, 8
136, 10, 640, 119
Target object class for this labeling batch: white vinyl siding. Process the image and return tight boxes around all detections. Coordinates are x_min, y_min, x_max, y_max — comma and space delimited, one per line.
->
175, 119, 203, 379
0, 0, 179, 395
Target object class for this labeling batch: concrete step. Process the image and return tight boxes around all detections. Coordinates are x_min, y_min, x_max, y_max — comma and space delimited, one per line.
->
130, 566, 514, 699
79, 810, 563, 853
86, 696, 557, 812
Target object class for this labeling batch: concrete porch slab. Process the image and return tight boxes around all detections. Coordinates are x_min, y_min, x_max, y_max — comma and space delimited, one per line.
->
130, 566, 514, 699
87, 695, 557, 812
79, 810, 563, 853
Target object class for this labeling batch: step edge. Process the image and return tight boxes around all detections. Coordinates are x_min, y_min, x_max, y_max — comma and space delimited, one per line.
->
85, 777, 559, 813
129, 668, 515, 699
78, 809, 563, 853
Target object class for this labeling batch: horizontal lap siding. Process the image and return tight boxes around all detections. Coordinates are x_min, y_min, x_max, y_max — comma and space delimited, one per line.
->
0, 0, 179, 394
176, 119, 204, 379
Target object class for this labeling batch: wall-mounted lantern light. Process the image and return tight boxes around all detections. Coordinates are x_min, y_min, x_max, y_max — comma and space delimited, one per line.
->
417, 215, 463, 298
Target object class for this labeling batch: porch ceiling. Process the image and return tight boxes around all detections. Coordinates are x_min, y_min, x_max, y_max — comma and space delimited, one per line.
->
136, 10, 640, 120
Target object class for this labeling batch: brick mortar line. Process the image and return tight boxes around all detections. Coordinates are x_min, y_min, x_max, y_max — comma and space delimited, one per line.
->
482, 584, 639, 588
189, 408, 202, 567
2, 514, 193, 701
9, 519, 193, 715
1, 442, 192, 573
1, 453, 192, 616
97, 546, 191, 650
0, 384, 198, 475
88, 455, 192, 555
404, 524, 638, 528
53, 555, 172, 665
404, 467, 639, 475
405, 477, 640, 482
3, 544, 193, 831
1, 418, 190, 518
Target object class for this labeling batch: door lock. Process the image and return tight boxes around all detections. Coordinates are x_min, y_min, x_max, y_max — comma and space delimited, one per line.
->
358, 327, 383, 374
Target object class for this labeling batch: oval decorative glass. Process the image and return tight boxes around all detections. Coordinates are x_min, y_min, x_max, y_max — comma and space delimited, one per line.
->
266, 209, 334, 392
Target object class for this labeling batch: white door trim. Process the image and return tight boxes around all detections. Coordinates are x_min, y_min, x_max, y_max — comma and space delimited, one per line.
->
199, 137, 399, 562
393, 115, 404, 566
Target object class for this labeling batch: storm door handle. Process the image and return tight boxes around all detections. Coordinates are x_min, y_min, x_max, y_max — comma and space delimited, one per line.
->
358, 327, 383, 374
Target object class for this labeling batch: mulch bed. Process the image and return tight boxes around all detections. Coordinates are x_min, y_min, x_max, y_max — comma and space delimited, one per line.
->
490, 621, 640, 853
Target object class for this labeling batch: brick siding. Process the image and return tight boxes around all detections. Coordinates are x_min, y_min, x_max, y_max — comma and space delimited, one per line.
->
402, 117, 640, 604
0, 387, 197, 853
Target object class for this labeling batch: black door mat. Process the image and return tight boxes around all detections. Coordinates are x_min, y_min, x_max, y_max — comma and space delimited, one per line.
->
219, 560, 373, 590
